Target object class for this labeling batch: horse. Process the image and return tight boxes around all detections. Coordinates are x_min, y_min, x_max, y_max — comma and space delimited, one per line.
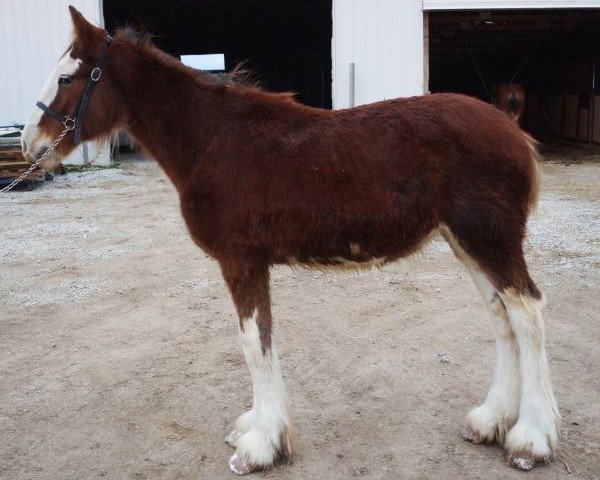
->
495, 83, 526, 124
21, 7, 560, 475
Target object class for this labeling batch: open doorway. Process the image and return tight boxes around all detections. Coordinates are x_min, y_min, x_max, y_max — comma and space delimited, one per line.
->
103, 0, 332, 109
428, 9, 600, 142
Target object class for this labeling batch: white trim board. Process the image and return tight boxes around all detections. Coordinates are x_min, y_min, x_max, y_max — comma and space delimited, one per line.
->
423, 0, 600, 10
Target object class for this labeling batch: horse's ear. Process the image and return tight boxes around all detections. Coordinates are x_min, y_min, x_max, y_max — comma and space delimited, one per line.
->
68, 5, 104, 52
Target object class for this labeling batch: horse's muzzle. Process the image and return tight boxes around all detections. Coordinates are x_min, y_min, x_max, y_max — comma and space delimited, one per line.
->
35, 146, 49, 161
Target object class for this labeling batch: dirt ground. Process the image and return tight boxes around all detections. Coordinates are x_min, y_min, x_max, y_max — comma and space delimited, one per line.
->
1, 144, 599, 480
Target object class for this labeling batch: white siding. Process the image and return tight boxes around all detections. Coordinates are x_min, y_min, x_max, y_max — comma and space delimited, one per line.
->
332, 0, 425, 109
0, 0, 109, 165
423, 0, 600, 10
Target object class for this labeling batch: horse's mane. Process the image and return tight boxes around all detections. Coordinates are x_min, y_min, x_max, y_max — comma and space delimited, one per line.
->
118, 26, 152, 45
113, 26, 298, 106
202, 63, 262, 89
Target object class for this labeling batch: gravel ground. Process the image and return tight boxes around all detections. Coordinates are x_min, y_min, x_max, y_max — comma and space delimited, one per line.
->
0, 147, 599, 480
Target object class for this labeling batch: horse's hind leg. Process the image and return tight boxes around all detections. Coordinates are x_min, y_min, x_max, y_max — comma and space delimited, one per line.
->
441, 224, 560, 470
500, 288, 559, 469
220, 259, 295, 475
441, 227, 520, 445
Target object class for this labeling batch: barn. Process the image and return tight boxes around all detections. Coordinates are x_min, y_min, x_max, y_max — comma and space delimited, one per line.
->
2, 0, 600, 165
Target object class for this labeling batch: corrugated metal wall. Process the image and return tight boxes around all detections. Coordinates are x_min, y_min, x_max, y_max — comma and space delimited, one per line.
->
331, 0, 425, 109
0, 0, 108, 165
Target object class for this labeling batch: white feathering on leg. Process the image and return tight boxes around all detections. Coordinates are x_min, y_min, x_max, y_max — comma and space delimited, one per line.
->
229, 311, 293, 474
501, 289, 560, 467
441, 226, 521, 444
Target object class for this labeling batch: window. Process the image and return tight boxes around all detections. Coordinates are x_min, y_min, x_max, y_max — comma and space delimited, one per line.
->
180, 54, 225, 72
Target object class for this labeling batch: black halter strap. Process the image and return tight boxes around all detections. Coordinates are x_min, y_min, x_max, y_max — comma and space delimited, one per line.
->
36, 34, 113, 144
36, 101, 73, 125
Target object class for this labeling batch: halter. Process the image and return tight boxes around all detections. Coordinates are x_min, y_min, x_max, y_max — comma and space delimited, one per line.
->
36, 34, 113, 144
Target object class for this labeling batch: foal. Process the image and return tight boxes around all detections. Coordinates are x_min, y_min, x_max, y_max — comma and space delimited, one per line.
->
22, 7, 559, 475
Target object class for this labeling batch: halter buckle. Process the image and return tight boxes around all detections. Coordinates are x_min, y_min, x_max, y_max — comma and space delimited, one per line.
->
63, 117, 76, 130
90, 67, 102, 82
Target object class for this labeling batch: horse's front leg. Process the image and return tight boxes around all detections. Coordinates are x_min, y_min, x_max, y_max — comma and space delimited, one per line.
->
220, 259, 295, 475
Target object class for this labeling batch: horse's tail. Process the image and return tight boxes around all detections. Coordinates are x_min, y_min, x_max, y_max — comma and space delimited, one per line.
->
521, 131, 542, 212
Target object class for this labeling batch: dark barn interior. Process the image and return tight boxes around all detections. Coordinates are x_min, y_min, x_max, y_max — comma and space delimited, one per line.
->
428, 9, 600, 142
103, 0, 333, 108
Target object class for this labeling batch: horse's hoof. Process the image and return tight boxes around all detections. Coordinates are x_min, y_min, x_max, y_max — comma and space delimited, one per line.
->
225, 430, 242, 448
504, 421, 557, 471
462, 424, 484, 444
506, 452, 549, 471
462, 405, 516, 446
228, 453, 261, 476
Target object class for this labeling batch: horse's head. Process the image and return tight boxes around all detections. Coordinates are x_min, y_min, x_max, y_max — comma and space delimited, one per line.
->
21, 6, 120, 168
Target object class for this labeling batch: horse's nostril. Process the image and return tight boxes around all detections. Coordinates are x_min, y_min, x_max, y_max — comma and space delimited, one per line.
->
35, 146, 49, 160
22, 140, 28, 153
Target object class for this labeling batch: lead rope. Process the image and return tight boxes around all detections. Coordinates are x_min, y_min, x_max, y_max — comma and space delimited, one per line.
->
466, 37, 543, 102
508, 40, 542, 83
0, 122, 74, 194
466, 39, 493, 101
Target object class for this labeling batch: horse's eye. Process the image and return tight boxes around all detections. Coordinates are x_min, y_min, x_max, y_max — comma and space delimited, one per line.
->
58, 74, 73, 85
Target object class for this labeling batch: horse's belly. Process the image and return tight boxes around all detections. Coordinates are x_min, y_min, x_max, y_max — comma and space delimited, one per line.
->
285, 251, 388, 271
275, 224, 438, 270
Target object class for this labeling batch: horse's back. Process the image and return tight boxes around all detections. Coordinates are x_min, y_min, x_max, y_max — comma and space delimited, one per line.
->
182, 93, 538, 266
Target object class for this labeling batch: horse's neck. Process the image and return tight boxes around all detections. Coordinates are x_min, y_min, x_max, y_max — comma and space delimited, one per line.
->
118, 50, 226, 190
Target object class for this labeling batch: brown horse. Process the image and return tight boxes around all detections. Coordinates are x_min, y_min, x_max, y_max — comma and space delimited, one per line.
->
21, 7, 559, 475
495, 83, 526, 124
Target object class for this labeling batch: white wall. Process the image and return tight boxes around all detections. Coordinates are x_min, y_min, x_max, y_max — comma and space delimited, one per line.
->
0, 0, 110, 165
332, 0, 425, 109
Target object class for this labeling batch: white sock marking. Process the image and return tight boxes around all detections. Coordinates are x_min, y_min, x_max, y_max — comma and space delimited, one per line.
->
501, 289, 559, 458
234, 311, 291, 467
442, 226, 520, 441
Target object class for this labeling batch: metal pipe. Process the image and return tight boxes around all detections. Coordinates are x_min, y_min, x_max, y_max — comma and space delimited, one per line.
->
349, 62, 355, 107
82, 143, 89, 166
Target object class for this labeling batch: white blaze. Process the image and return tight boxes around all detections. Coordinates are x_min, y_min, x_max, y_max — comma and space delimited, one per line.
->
21, 51, 81, 156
